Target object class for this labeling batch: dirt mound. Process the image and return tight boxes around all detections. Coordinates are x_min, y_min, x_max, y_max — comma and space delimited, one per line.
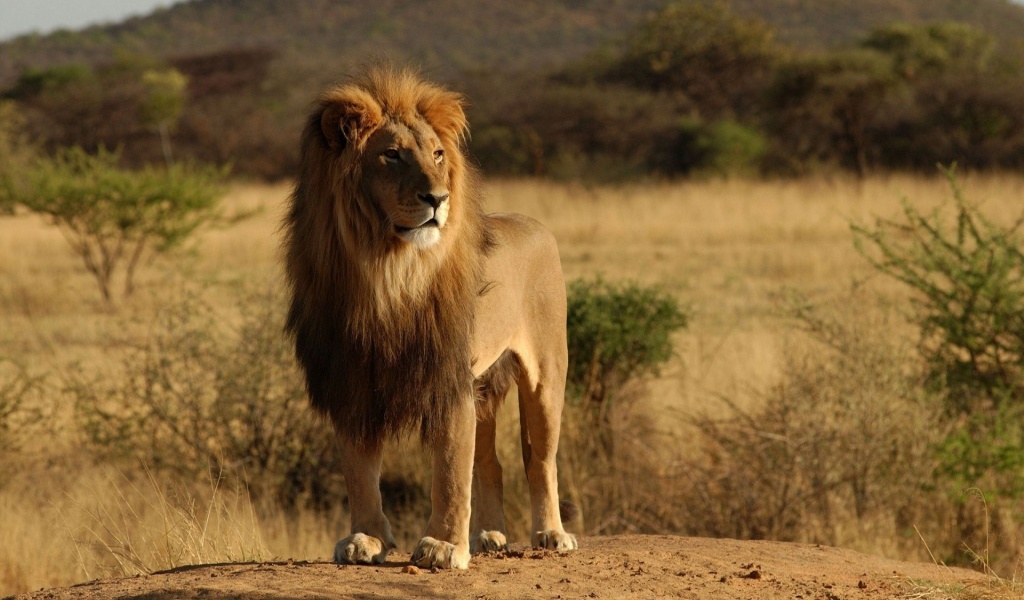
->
7, 535, 984, 600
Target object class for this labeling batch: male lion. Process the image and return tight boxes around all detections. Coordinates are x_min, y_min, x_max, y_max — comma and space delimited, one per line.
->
283, 66, 577, 570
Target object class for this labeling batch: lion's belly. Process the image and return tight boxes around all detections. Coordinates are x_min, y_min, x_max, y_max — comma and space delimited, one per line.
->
472, 342, 513, 378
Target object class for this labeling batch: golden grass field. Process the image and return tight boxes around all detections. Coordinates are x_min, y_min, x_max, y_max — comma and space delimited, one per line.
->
2, 174, 1023, 596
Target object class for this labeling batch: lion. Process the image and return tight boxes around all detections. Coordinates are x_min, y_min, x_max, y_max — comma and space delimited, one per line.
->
282, 66, 577, 570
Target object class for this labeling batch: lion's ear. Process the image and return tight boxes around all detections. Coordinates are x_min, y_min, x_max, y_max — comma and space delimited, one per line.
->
320, 90, 383, 151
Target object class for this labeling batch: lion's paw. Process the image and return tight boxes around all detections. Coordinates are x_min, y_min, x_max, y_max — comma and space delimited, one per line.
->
334, 533, 390, 565
411, 536, 469, 569
471, 530, 509, 554
532, 530, 578, 552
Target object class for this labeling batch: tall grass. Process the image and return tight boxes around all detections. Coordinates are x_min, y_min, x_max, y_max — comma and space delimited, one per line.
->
2, 175, 1024, 595
61, 468, 269, 578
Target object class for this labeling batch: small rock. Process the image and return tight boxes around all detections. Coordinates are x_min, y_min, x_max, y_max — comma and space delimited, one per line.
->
402, 565, 421, 575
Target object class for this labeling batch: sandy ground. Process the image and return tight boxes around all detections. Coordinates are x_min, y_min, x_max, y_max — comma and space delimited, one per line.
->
7, 535, 986, 600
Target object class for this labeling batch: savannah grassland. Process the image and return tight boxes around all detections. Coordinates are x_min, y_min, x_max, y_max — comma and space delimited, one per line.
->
2, 174, 1024, 596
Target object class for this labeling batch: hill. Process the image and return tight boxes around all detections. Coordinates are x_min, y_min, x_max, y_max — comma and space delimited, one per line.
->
731, 0, 1024, 50
0, 0, 667, 88
2, 0, 1023, 179
2, 0, 1024, 88
2, 535, 992, 600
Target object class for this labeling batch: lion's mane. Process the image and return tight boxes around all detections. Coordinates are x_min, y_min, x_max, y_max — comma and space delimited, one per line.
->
283, 67, 491, 446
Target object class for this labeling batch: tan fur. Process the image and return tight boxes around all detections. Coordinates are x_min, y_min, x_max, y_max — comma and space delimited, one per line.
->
283, 66, 576, 570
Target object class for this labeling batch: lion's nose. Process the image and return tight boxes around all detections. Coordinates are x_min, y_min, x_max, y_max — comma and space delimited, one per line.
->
417, 191, 449, 209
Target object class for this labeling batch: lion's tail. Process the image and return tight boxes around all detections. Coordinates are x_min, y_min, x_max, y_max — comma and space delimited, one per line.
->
558, 499, 579, 523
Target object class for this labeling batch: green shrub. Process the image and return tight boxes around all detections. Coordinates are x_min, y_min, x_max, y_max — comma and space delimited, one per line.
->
936, 406, 1024, 501
0, 147, 225, 303
852, 167, 1024, 411
678, 117, 767, 177
566, 278, 688, 410
558, 278, 687, 534
853, 168, 1024, 568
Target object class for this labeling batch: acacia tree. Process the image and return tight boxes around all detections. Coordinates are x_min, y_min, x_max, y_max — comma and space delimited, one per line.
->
0, 147, 224, 304
0, 102, 34, 215
140, 68, 187, 166
767, 50, 897, 177
609, 0, 778, 118
863, 22, 995, 80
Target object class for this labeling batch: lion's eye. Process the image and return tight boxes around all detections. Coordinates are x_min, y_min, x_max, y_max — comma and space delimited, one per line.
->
382, 149, 400, 162
434, 149, 444, 164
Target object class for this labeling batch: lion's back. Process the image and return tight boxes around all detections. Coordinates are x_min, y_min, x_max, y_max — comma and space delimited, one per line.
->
484, 212, 561, 262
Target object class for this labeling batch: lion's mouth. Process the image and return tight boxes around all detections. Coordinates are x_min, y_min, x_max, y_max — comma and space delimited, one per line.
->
395, 219, 439, 233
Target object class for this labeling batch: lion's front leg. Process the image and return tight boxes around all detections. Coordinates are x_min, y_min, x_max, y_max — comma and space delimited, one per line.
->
334, 437, 396, 565
411, 397, 476, 569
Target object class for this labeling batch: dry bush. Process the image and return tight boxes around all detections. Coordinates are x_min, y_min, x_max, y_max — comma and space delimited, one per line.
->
674, 294, 948, 557
559, 391, 680, 536
69, 290, 343, 511
64, 288, 440, 555
0, 360, 49, 482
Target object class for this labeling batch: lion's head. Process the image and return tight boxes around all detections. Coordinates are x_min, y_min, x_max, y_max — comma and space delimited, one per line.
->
311, 67, 478, 257
284, 66, 488, 445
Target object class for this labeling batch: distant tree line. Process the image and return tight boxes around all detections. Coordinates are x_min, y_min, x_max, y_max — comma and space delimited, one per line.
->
470, 2, 1024, 179
3, 1, 1024, 180
3, 47, 293, 180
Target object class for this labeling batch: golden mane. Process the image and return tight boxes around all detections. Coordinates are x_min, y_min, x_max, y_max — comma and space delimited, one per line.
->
283, 66, 490, 446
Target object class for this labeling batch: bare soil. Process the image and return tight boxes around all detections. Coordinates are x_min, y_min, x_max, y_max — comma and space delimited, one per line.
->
7, 535, 986, 600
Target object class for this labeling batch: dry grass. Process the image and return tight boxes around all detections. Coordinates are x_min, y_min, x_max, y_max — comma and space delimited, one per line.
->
59, 468, 270, 578
2, 174, 1024, 596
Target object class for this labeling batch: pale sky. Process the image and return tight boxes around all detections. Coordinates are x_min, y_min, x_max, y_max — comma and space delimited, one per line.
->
0, 0, 190, 42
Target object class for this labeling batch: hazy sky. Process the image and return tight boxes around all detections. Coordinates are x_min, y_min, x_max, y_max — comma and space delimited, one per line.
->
0, 0, 189, 42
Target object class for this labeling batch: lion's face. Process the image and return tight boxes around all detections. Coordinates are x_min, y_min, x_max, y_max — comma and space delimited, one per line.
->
359, 120, 451, 250
316, 75, 468, 254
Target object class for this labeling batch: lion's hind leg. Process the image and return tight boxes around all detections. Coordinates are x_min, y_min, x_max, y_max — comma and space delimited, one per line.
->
470, 351, 519, 553
471, 414, 509, 553
517, 352, 578, 552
